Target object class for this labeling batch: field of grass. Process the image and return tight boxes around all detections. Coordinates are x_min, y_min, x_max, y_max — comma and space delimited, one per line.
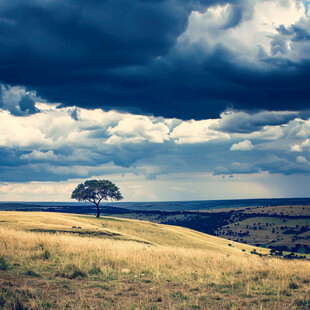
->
243, 205, 310, 217
107, 206, 310, 254
215, 215, 309, 253
0, 212, 309, 309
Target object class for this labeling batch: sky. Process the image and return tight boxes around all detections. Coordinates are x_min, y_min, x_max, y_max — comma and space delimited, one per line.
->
0, 0, 310, 202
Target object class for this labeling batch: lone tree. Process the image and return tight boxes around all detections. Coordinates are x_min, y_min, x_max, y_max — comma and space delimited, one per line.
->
71, 179, 123, 217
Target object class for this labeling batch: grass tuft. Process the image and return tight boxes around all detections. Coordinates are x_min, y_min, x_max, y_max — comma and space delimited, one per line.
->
0, 256, 10, 270
41, 249, 51, 260
0, 294, 6, 307
24, 270, 41, 277
288, 281, 299, 290
88, 264, 101, 275
55, 264, 87, 279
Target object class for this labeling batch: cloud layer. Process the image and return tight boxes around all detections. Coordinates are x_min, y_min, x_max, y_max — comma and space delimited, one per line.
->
0, 85, 309, 188
0, 0, 310, 119
1, 1, 310, 201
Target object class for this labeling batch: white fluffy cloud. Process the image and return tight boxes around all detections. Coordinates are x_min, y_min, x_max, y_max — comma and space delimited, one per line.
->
179, 0, 309, 66
296, 155, 308, 163
107, 116, 170, 144
0, 110, 52, 148
0, 98, 310, 190
0, 104, 309, 158
291, 138, 310, 152
21, 150, 58, 161
230, 140, 254, 151
0, 84, 39, 116
170, 119, 230, 144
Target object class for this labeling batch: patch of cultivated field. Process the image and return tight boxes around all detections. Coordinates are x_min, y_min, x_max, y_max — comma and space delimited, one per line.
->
0, 212, 309, 309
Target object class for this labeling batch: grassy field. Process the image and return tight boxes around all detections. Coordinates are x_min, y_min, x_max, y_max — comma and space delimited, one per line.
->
216, 217, 310, 247
214, 205, 310, 253
100, 205, 310, 253
243, 205, 310, 217
0, 212, 309, 309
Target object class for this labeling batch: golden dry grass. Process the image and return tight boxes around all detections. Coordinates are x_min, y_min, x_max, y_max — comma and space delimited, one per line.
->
0, 212, 309, 309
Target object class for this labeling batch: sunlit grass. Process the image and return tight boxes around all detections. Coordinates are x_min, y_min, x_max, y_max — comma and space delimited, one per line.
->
0, 212, 309, 309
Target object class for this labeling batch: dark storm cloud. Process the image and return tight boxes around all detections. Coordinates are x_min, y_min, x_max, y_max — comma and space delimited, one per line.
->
0, 147, 22, 167
277, 22, 310, 41
216, 110, 299, 133
18, 95, 39, 114
0, 0, 309, 119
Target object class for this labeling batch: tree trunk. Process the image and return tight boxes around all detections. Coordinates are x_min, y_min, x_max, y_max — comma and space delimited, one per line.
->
96, 203, 100, 218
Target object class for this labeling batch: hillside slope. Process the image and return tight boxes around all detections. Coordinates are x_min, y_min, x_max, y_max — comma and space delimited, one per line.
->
0, 211, 265, 253
0, 212, 309, 309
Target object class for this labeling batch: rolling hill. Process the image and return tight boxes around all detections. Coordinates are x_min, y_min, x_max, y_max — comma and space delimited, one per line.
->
0, 212, 309, 309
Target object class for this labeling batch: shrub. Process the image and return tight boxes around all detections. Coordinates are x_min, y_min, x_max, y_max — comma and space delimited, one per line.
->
0, 256, 9, 270
0, 294, 6, 307
56, 264, 87, 279
171, 291, 189, 301
10, 297, 29, 310
42, 249, 51, 260
289, 281, 299, 290
88, 264, 102, 275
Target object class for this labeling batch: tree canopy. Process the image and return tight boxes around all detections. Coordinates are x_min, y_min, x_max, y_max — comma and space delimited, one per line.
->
71, 179, 123, 217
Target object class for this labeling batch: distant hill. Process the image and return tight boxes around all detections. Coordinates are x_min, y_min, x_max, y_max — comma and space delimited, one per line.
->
1, 197, 310, 211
